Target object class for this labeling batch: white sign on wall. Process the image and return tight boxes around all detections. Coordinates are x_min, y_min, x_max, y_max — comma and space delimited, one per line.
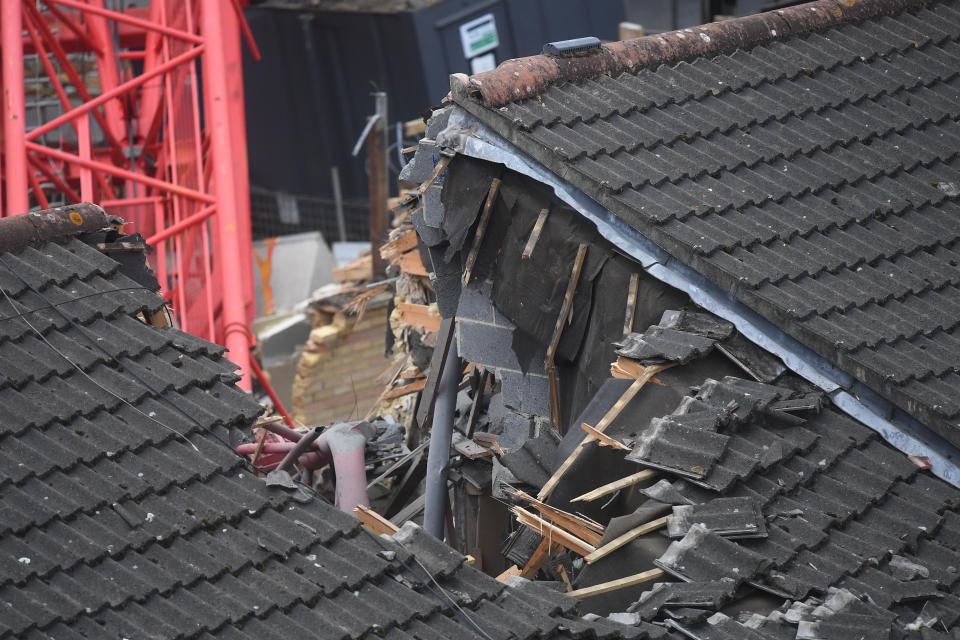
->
459, 13, 499, 60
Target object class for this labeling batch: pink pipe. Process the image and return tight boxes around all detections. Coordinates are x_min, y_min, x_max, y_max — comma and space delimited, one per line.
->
237, 421, 373, 512
329, 431, 371, 511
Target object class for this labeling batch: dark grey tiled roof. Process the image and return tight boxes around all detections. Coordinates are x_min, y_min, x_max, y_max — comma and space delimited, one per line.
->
452, 1, 960, 445
0, 231, 637, 639
617, 371, 960, 635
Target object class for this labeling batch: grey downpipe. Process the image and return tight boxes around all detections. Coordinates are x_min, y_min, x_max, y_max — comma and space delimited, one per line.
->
423, 340, 460, 539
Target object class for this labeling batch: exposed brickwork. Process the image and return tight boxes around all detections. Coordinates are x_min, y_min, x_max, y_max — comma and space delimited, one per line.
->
292, 300, 392, 425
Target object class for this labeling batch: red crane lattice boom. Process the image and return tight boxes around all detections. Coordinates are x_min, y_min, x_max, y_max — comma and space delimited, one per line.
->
0, 0, 256, 387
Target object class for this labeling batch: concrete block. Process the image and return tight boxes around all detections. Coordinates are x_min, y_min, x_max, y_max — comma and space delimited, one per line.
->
422, 184, 444, 228
458, 320, 545, 375
500, 369, 550, 417
498, 412, 535, 451
457, 281, 495, 323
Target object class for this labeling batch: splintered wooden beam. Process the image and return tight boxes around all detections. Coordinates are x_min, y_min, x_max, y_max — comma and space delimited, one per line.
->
623, 272, 640, 335
537, 362, 676, 501
382, 378, 427, 400
545, 243, 589, 434
379, 229, 418, 260
570, 469, 660, 503
497, 564, 522, 582
520, 537, 552, 578
556, 563, 573, 592
415, 317, 456, 430
396, 250, 428, 276
354, 505, 399, 536
522, 207, 550, 259
584, 516, 669, 564
462, 177, 502, 286
513, 506, 597, 557
395, 302, 442, 333
505, 486, 604, 545
566, 568, 665, 599
580, 422, 630, 451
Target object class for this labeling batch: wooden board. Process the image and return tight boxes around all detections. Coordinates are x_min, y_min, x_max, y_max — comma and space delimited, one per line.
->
354, 505, 399, 536
522, 207, 550, 259
519, 537, 552, 578
462, 177, 501, 286
513, 506, 596, 557
571, 469, 659, 503
496, 565, 521, 583
566, 568, 665, 599
414, 317, 456, 430
537, 363, 676, 501
395, 302, 442, 333
505, 486, 604, 546
379, 229, 418, 260
584, 516, 668, 564
334, 253, 373, 283
580, 422, 630, 450
382, 378, 427, 400
453, 432, 493, 459
397, 250, 428, 276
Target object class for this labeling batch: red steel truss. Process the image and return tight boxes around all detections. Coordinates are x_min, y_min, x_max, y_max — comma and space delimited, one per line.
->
1, 0, 257, 388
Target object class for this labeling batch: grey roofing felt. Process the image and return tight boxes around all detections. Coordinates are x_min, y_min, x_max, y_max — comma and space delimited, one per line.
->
451, 0, 960, 447
0, 228, 636, 639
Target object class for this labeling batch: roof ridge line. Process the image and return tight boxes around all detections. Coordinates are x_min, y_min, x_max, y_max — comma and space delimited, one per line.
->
450, 0, 933, 108
0, 203, 111, 252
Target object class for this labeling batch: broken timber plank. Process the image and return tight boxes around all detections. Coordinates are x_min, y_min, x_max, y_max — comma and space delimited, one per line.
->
556, 564, 573, 592
379, 229, 418, 260
497, 564, 522, 582
520, 537, 552, 578
505, 486, 604, 545
566, 568, 665, 599
611, 356, 669, 383
462, 177, 501, 286
452, 432, 493, 459
396, 250, 428, 276
537, 362, 676, 501
513, 506, 596, 557
395, 302, 442, 333
382, 378, 427, 400
584, 516, 669, 564
415, 316, 455, 430
580, 422, 630, 450
545, 243, 589, 434
623, 273, 640, 335
570, 469, 660, 503
354, 505, 400, 536
522, 207, 550, 259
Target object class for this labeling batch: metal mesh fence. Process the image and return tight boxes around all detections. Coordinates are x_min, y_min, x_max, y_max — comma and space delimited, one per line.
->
250, 185, 370, 243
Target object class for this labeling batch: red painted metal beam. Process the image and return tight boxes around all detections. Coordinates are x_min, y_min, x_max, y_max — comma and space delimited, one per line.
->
48, 0, 203, 44
201, 0, 253, 390
146, 204, 216, 245
26, 142, 216, 204
27, 44, 204, 142
2, 1, 29, 215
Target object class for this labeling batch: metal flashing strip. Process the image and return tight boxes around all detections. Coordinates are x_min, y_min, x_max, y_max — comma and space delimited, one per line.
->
441, 106, 960, 487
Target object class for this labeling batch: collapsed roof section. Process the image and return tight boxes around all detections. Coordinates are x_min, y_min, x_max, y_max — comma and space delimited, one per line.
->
0, 204, 629, 640
430, 0, 960, 481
